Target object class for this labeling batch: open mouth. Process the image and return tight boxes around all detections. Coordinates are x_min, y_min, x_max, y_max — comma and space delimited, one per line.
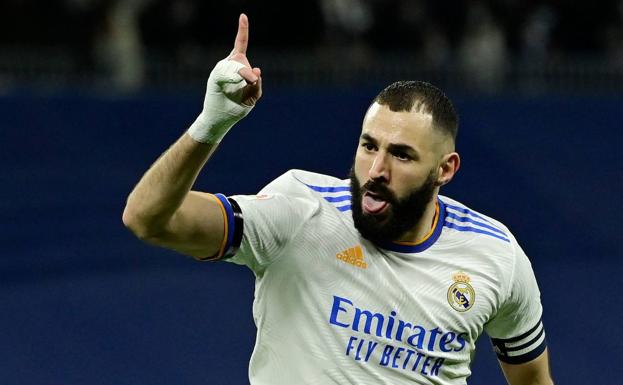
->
362, 191, 390, 215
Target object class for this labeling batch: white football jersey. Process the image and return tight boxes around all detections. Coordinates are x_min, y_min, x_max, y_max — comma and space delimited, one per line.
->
214, 170, 546, 385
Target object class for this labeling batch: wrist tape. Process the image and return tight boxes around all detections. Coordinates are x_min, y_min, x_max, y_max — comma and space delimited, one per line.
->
188, 58, 253, 144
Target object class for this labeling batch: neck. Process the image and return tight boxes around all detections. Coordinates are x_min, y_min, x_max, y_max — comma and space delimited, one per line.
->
395, 194, 439, 244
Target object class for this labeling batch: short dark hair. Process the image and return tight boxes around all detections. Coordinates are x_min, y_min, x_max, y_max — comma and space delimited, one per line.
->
372, 81, 458, 142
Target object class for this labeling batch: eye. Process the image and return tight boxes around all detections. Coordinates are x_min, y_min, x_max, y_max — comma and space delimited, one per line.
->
394, 152, 412, 161
361, 143, 377, 152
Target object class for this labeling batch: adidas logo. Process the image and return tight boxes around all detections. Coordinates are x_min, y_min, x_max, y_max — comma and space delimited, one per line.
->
336, 245, 367, 269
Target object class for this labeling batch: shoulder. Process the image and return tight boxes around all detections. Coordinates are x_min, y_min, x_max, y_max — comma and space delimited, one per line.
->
252, 169, 355, 218
440, 196, 511, 239
438, 196, 536, 304
260, 169, 349, 198
439, 195, 519, 258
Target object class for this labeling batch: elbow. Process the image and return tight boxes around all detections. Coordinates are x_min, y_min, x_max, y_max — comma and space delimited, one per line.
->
122, 206, 159, 242
122, 206, 137, 232
122, 206, 144, 237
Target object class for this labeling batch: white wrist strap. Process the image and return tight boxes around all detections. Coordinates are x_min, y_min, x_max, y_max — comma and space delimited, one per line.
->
188, 58, 254, 144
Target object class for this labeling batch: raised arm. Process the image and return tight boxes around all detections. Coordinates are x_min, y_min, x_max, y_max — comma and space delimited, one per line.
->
122, 14, 262, 260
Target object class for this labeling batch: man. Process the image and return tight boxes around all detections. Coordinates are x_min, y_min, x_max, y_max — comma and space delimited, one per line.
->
123, 14, 554, 385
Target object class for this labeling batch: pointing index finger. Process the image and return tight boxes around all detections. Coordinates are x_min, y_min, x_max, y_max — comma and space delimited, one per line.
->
233, 13, 249, 55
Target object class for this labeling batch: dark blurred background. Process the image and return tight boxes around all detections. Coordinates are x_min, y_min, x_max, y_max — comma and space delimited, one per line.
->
1, 1, 621, 385
2, 0, 623, 92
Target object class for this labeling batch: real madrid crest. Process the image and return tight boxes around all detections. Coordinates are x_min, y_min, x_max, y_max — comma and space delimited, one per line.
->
447, 272, 475, 312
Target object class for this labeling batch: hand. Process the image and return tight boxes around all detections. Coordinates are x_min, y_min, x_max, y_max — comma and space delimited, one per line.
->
229, 13, 262, 107
187, 13, 263, 144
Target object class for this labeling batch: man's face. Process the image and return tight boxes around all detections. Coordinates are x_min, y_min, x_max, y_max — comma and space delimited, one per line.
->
350, 103, 446, 244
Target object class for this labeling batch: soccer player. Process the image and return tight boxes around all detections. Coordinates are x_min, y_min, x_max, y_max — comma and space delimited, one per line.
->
123, 14, 554, 385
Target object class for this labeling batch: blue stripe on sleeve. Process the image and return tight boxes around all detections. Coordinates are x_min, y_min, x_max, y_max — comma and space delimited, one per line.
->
323, 195, 351, 203
445, 212, 506, 235
305, 184, 351, 193
336, 204, 352, 212
444, 202, 493, 224
443, 221, 510, 242
304, 183, 352, 212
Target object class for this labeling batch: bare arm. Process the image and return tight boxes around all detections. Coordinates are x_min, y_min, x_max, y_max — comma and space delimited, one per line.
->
500, 348, 554, 385
122, 135, 223, 257
122, 14, 262, 259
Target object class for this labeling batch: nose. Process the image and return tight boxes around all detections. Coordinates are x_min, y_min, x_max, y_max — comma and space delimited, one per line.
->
368, 152, 390, 182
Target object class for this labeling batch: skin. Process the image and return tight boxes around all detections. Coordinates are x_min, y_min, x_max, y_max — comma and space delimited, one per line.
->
354, 102, 460, 243
501, 349, 554, 385
123, 13, 554, 385
122, 14, 261, 259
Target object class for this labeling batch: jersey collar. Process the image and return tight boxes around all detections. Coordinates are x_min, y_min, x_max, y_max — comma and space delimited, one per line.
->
377, 197, 446, 253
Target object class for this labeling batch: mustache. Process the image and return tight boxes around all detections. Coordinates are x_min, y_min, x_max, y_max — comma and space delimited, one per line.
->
362, 179, 398, 204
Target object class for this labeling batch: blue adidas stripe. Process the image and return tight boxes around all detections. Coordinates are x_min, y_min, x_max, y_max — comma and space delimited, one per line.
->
443, 221, 510, 242
336, 204, 352, 212
444, 202, 493, 224
445, 212, 506, 236
305, 184, 352, 212
323, 195, 351, 203
305, 184, 350, 193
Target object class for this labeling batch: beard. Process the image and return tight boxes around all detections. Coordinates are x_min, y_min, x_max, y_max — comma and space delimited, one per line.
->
350, 168, 437, 245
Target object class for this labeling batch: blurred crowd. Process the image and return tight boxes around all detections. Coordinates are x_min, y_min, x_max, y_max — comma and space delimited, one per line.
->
2, 0, 623, 90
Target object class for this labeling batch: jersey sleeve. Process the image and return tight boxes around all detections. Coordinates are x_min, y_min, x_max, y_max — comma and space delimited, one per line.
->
485, 241, 547, 364
225, 172, 320, 272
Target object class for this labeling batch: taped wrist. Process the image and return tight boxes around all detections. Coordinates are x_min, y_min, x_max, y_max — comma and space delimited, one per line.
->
188, 58, 254, 144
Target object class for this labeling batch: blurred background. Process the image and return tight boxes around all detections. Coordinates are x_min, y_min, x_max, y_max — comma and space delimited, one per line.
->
3, 0, 623, 92
1, 1, 621, 384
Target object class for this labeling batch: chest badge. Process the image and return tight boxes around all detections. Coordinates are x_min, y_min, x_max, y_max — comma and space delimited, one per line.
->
447, 272, 475, 312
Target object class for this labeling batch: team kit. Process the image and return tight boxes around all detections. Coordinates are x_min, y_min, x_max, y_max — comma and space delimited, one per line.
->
208, 170, 546, 384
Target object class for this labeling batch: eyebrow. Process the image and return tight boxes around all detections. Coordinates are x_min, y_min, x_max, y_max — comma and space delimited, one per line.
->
360, 133, 420, 159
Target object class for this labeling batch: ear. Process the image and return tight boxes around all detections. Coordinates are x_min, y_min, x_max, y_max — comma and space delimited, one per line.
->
435, 152, 460, 187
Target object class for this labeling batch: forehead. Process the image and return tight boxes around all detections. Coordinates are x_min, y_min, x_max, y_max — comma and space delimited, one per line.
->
361, 103, 435, 148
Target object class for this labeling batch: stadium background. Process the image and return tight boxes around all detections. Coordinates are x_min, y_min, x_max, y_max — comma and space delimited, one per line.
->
1, 1, 621, 384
